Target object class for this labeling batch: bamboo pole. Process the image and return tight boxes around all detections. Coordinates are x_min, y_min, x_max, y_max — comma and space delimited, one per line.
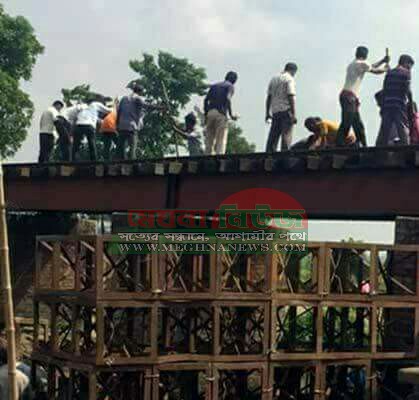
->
0, 163, 18, 400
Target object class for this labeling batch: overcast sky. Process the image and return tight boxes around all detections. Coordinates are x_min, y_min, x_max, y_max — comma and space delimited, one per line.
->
4, 0, 410, 242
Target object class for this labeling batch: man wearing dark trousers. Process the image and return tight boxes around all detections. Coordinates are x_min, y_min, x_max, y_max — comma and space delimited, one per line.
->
336, 46, 389, 147
117, 82, 164, 160
72, 96, 111, 161
38, 100, 63, 163
56, 103, 86, 161
265, 63, 298, 152
54, 116, 72, 161
376, 55, 415, 146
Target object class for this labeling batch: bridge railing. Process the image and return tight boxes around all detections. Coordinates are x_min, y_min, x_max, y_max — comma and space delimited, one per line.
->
35, 236, 419, 301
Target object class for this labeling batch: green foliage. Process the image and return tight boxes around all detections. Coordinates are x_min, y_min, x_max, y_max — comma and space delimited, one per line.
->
129, 51, 207, 158
0, 4, 44, 80
0, 69, 33, 158
59, 52, 255, 160
61, 84, 92, 106
61, 84, 111, 107
226, 122, 256, 154
0, 4, 43, 158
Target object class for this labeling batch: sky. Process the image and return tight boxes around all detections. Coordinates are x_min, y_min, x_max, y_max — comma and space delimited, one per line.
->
3, 0, 410, 243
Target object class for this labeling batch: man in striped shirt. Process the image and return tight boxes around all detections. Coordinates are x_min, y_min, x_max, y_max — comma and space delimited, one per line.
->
376, 55, 415, 146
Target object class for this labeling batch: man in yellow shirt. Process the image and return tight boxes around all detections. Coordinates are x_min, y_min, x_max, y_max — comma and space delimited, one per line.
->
303, 117, 357, 149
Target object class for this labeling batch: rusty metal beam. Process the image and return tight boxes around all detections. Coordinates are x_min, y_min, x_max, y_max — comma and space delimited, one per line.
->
176, 169, 419, 220
4, 146, 419, 219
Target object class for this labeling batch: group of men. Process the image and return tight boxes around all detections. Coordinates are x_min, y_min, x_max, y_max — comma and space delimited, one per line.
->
38, 82, 166, 162
39, 46, 416, 163
38, 72, 240, 162
265, 46, 416, 151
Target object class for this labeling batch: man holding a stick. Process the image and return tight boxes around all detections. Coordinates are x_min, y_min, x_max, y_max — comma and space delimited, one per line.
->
171, 112, 204, 156
336, 46, 389, 147
116, 81, 165, 160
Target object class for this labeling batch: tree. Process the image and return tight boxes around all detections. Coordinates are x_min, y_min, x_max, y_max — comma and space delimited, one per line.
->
0, 4, 44, 81
62, 84, 92, 106
0, 70, 33, 158
226, 122, 256, 154
129, 51, 207, 158
61, 84, 111, 106
60, 52, 256, 160
0, 4, 43, 158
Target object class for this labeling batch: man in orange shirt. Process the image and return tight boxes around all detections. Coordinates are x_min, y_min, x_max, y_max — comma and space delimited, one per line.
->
100, 99, 119, 161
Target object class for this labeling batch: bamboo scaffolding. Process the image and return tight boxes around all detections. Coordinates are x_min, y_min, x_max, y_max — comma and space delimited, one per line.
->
0, 163, 17, 400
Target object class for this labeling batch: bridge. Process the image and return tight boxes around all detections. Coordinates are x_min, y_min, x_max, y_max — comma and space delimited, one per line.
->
4, 145, 419, 219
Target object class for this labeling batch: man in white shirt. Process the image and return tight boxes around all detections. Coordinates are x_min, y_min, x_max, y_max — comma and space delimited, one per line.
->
38, 100, 64, 163
73, 96, 111, 161
265, 63, 298, 152
56, 103, 86, 162
336, 46, 389, 147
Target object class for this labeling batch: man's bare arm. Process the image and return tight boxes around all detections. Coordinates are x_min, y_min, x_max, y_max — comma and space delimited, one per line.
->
288, 95, 297, 123
204, 95, 210, 116
370, 55, 390, 74
227, 99, 237, 120
144, 102, 165, 111
370, 67, 388, 75
171, 123, 188, 139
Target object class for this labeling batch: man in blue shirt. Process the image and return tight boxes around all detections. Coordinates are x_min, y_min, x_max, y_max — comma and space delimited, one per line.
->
204, 71, 238, 155
376, 54, 415, 146
116, 82, 164, 160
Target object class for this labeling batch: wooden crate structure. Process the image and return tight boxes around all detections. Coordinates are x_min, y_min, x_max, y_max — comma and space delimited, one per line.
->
33, 236, 419, 399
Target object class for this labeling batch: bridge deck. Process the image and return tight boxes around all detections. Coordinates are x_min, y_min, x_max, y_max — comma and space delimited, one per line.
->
4, 145, 419, 219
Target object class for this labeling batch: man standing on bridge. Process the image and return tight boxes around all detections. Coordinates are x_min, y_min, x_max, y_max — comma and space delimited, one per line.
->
204, 71, 239, 155
38, 100, 64, 163
55, 103, 86, 162
72, 95, 111, 161
336, 46, 389, 147
376, 54, 415, 146
116, 81, 165, 160
265, 62, 298, 152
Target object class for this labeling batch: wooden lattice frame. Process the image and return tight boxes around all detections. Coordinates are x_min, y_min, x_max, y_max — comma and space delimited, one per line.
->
33, 236, 419, 399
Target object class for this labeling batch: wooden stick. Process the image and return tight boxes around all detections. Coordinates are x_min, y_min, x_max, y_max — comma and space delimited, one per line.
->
160, 80, 179, 158
0, 163, 18, 400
